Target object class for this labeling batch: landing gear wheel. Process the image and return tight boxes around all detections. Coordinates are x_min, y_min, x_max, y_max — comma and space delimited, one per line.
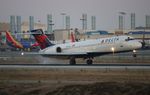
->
69, 57, 76, 65
86, 58, 93, 65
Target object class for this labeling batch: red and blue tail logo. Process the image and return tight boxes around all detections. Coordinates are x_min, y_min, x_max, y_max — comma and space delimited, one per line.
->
6, 31, 23, 49
31, 29, 54, 49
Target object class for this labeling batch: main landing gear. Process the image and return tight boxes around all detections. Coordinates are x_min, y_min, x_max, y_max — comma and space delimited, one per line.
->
69, 57, 93, 65
86, 58, 93, 65
69, 57, 76, 65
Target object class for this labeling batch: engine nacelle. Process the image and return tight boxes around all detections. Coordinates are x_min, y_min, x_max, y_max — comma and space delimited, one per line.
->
56, 47, 62, 53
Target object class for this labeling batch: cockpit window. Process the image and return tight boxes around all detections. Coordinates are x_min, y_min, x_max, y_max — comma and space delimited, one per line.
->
125, 37, 135, 41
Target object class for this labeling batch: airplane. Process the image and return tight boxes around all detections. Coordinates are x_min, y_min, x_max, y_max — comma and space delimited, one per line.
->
6, 31, 23, 49
30, 29, 142, 65
70, 32, 75, 42
6, 31, 39, 50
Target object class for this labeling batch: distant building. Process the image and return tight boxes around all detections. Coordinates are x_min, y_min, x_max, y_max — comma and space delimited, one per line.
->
82, 30, 112, 39
85, 30, 109, 35
128, 31, 150, 40
0, 23, 10, 31
21, 22, 46, 32
114, 30, 124, 35
54, 29, 72, 42
0, 22, 46, 32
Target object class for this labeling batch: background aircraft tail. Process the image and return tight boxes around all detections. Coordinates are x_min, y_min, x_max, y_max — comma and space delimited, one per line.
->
6, 31, 23, 49
31, 29, 54, 49
70, 32, 75, 42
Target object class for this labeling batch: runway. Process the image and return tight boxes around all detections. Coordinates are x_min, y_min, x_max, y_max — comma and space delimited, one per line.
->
0, 63, 150, 70
0, 49, 150, 64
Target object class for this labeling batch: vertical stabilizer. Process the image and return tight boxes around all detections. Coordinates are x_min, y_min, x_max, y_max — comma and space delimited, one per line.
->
31, 29, 54, 49
70, 32, 75, 42
6, 31, 23, 48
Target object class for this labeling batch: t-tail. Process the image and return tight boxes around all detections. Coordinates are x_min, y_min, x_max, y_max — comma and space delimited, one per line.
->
31, 29, 54, 49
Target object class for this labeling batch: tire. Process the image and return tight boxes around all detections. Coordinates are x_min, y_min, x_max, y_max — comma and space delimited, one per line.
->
69, 57, 76, 65
86, 58, 93, 65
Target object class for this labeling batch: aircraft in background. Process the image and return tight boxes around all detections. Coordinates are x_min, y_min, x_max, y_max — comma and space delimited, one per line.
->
70, 32, 75, 42
31, 29, 142, 65
6, 31, 23, 49
6, 31, 39, 50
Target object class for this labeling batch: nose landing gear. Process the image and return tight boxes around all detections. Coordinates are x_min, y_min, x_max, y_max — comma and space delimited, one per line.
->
132, 50, 137, 57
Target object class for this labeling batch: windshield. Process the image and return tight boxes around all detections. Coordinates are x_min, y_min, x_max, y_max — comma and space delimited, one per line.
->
125, 37, 135, 41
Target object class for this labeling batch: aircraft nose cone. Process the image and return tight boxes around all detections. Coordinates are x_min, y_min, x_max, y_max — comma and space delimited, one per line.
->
135, 42, 142, 49
129, 41, 142, 49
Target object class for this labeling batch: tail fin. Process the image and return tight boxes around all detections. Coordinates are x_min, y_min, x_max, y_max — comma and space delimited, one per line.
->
6, 31, 23, 48
70, 32, 75, 42
31, 42, 39, 47
31, 29, 54, 49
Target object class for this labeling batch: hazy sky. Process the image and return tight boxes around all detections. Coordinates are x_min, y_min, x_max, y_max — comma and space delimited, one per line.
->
0, 0, 150, 30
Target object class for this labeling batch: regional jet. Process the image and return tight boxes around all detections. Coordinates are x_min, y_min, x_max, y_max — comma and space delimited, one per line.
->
31, 29, 142, 65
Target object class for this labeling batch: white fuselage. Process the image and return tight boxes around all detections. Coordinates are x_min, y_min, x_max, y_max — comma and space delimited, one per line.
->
39, 35, 142, 57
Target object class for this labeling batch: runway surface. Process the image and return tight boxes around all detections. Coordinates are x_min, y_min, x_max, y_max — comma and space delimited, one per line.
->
0, 63, 150, 70
0, 49, 150, 64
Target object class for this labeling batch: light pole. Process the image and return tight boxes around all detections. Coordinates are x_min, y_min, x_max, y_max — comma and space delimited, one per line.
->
38, 20, 41, 29
61, 13, 66, 29
118, 12, 126, 32
47, 14, 54, 33
80, 14, 87, 31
